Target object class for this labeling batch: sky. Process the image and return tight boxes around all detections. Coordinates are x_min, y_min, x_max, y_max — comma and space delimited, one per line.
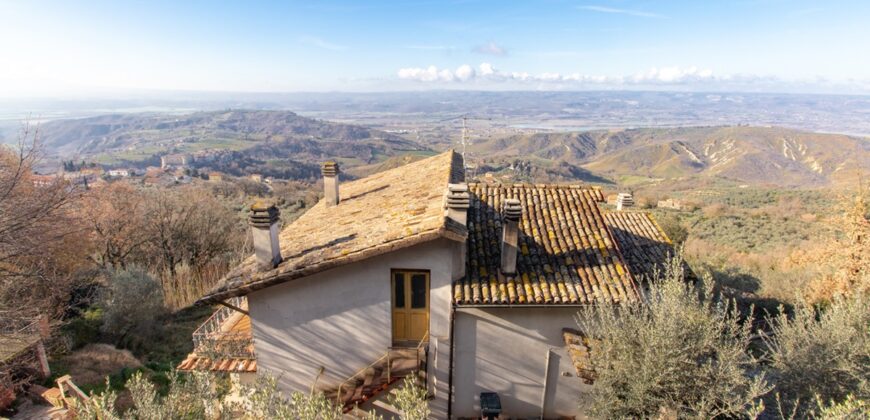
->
1, 0, 869, 96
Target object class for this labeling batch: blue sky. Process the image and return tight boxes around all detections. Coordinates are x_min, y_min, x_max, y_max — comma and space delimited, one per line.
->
1, 0, 869, 96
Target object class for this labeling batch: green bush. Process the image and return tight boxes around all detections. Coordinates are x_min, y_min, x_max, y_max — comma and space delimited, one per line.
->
63, 307, 104, 349
762, 295, 870, 417
655, 213, 688, 246
100, 267, 167, 348
574, 256, 769, 418
74, 371, 428, 419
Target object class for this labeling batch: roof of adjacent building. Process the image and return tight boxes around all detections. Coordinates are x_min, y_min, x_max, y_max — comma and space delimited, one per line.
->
177, 355, 257, 373
604, 212, 677, 280
0, 333, 41, 363
454, 183, 639, 305
197, 150, 466, 304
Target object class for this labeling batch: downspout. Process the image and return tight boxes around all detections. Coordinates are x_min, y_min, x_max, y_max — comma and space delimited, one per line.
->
540, 348, 552, 419
447, 304, 456, 419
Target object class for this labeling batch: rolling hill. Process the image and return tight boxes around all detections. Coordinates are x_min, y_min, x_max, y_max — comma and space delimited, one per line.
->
38, 110, 428, 176
36, 110, 870, 187
469, 126, 870, 187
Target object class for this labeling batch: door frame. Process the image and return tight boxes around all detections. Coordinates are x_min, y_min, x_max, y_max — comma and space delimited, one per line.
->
390, 269, 430, 346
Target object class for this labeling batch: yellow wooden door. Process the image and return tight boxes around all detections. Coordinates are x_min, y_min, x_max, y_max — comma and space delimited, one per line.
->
391, 271, 429, 343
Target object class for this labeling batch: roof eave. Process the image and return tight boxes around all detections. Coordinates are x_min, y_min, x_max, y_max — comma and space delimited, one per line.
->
196, 223, 467, 306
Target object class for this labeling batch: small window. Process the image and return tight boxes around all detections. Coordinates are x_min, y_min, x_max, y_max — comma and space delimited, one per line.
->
394, 272, 405, 308
411, 274, 427, 308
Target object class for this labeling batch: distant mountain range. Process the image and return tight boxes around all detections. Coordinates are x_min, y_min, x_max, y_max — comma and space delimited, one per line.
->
35, 109, 869, 187
469, 126, 870, 187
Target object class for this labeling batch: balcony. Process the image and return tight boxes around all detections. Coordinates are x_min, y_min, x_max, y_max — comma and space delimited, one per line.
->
177, 297, 257, 373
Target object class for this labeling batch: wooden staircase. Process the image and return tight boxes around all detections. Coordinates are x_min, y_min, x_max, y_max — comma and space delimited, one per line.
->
324, 346, 427, 413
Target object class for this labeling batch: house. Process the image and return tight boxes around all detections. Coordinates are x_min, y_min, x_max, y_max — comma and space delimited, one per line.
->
657, 198, 684, 211
209, 172, 224, 182
31, 174, 57, 187
107, 169, 135, 178
161, 154, 190, 169
180, 150, 679, 418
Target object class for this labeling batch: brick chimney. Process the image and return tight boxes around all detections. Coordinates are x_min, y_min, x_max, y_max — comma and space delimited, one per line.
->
445, 183, 470, 226
500, 198, 522, 275
321, 161, 340, 206
250, 202, 281, 269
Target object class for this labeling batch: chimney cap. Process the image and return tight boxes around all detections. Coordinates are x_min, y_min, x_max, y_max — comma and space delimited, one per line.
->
448, 183, 468, 193
250, 201, 280, 227
321, 161, 340, 177
503, 198, 522, 221
446, 183, 471, 209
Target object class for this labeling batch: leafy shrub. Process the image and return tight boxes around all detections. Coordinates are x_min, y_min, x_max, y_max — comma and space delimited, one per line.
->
63, 307, 104, 350
388, 376, 431, 420
73, 371, 429, 419
100, 267, 167, 347
574, 257, 769, 418
762, 295, 870, 416
655, 213, 688, 246
75, 371, 227, 420
811, 395, 868, 419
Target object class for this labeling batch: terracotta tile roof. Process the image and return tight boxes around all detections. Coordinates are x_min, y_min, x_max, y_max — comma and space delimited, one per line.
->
177, 355, 257, 373
455, 183, 639, 305
604, 212, 678, 281
198, 150, 466, 304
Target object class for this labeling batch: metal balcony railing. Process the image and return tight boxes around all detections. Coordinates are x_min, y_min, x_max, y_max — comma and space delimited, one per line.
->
191, 296, 254, 359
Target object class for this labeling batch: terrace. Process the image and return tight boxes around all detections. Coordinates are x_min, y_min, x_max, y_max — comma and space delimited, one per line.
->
177, 297, 256, 373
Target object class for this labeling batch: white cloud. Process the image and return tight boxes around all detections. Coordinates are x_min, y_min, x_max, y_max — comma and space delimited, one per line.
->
473, 41, 508, 56
455, 64, 475, 81
578, 5, 666, 19
396, 63, 774, 88
299, 35, 347, 51
479, 63, 495, 76
397, 65, 441, 82
632, 66, 714, 83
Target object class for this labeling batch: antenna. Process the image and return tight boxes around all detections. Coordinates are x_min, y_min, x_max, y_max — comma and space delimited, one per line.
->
461, 116, 468, 172
438, 113, 491, 181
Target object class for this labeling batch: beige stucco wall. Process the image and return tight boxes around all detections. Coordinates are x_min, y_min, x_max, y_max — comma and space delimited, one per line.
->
452, 307, 591, 418
248, 238, 459, 418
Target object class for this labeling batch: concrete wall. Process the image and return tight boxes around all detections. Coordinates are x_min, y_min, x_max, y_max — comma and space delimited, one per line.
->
452, 307, 591, 418
248, 238, 459, 418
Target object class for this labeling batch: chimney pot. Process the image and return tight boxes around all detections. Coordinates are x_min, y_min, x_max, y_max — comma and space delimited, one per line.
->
616, 192, 634, 211
250, 202, 282, 269
446, 183, 470, 226
501, 198, 522, 275
321, 161, 340, 206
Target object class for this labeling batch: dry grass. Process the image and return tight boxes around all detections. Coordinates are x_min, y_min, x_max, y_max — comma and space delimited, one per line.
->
61, 344, 142, 386
161, 259, 236, 311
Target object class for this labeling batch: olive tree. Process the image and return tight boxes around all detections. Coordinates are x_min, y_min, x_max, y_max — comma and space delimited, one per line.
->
574, 257, 769, 418
762, 294, 869, 417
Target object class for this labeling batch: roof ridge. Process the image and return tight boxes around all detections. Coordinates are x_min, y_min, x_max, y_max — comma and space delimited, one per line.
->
339, 149, 457, 189
197, 149, 464, 305
467, 182, 596, 189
